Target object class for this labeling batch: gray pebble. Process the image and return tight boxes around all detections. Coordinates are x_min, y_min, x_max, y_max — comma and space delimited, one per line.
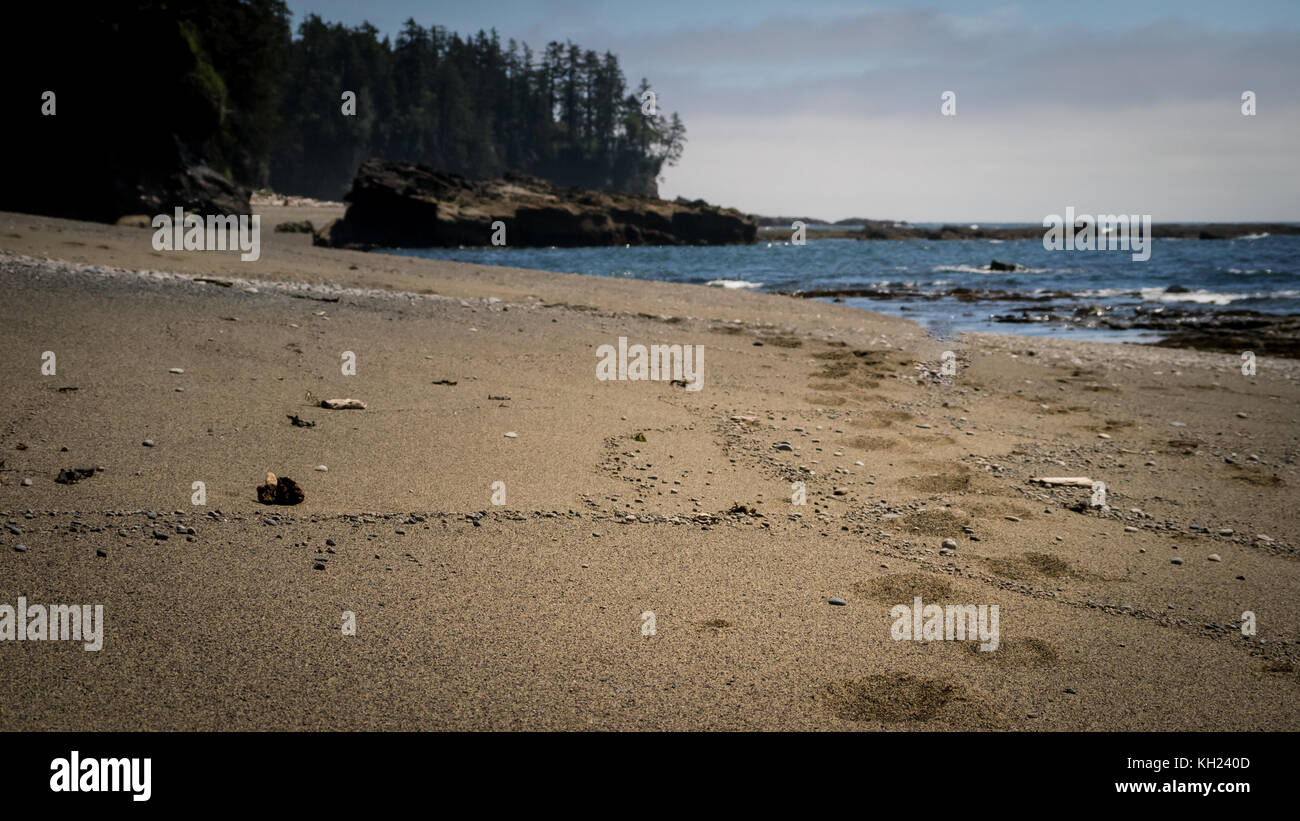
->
152, 530, 168, 540
142, 439, 155, 447
828, 597, 846, 606
20, 478, 32, 487
14, 544, 27, 552
941, 538, 958, 550
1171, 557, 1183, 565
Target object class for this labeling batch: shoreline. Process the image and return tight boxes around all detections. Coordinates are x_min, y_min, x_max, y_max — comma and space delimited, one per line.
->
1, 206, 1297, 731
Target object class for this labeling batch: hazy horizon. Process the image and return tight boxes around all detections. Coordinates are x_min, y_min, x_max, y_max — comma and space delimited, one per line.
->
285, 0, 1300, 223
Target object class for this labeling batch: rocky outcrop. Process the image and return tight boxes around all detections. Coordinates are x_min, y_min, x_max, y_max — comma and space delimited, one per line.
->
314, 159, 756, 249
2, 133, 250, 223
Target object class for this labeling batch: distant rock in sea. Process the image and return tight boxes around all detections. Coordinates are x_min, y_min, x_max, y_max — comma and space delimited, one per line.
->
314, 159, 757, 249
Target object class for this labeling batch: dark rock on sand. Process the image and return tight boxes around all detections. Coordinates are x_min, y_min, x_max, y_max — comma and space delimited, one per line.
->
256, 472, 305, 506
55, 467, 98, 484
274, 220, 315, 233
314, 159, 757, 249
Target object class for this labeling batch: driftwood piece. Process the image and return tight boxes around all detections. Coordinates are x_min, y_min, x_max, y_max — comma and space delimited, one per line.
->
1029, 477, 1095, 487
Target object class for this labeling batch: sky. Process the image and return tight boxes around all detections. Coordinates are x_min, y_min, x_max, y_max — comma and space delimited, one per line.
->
284, 1, 1300, 222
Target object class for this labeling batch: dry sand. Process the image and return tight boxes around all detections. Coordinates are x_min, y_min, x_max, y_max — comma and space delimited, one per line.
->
0, 206, 1297, 730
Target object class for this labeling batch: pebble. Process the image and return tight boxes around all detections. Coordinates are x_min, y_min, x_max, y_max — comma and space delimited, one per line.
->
20, 478, 31, 486
1124, 526, 1138, 533
176, 526, 195, 535
1170, 421, 1187, 427
833, 487, 848, 496
941, 538, 958, 549
168, 368, 184, 374
315, 465, 328, 472
95, 548, 107, 558
1218, 528, 1234, 536
14, 544, 27, 553
828, 597, 846, 606
1171, 557, 1183, 565
142, 439, 155, 447
312, 561, 326, 571
1208, 554, 1222, 562
152, 530, 168, 540
1236, 412, 1248, 419
1005, 516, 1021, 523
264, 518, 278, 526
504, 432, 518, 438
326, 539, 336, 547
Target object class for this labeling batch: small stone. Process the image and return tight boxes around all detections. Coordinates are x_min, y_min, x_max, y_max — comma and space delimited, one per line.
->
1124, 526, 1138, 533
14, 544, 27, 552
1097, 433, 1110, 439
1218, 528, 1234, 536
828, 597, 847, 606
152, 530, 168, 540
168, 368, 184, 374
1171, 557, 1183, 565
1064, 687, 1077, 694
941, 538, 958, 549
504, 432, 518, 438
1236, 412, 1248, 419
315, 465, 328, 472
20, 478, 32, 486
264, 518, 278, 526
1208, 554, 1222, 562
1005, 515, 1021, 523
96, 548, 107, 558
142, 439, 155, 447
312, 561, 326, 571
326, 539, 336, 547
833, 487, 848, 496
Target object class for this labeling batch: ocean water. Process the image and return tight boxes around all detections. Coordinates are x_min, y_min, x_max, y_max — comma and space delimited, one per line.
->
380, 231, 1300, 343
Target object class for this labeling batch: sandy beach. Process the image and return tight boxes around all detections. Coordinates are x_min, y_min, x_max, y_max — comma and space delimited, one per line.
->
1, 205, 1297, 731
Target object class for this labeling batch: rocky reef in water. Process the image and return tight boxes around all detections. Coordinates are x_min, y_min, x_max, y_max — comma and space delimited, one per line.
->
313, 159, 757, 249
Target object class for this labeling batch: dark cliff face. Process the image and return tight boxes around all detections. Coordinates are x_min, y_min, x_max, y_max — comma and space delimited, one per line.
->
315, 159, 755, 249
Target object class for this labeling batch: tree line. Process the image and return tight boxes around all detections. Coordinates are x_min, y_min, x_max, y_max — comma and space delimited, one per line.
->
275, 15, 686, 199
8, 1, 686, 214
